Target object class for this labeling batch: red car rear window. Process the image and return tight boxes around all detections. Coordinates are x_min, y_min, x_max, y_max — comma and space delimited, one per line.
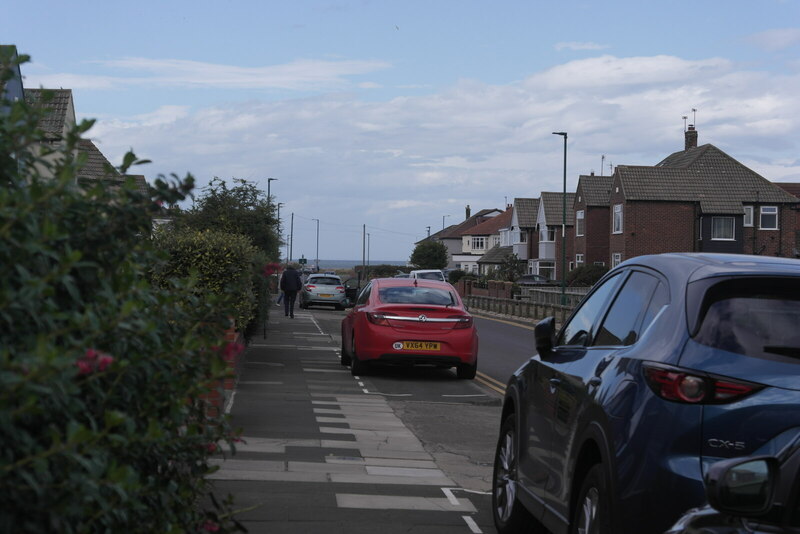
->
378, 286, 456, 306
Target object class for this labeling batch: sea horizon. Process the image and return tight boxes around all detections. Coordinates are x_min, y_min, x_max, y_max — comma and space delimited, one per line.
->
301, 259, 407, 270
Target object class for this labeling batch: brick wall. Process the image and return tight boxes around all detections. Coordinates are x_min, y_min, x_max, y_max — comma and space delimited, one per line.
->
586, 206, 610, 265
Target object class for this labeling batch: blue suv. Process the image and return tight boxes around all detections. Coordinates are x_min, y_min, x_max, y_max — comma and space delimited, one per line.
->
491, 253, 800, 534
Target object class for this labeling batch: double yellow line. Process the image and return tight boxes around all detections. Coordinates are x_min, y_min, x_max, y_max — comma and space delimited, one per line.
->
476, 371, 506, 395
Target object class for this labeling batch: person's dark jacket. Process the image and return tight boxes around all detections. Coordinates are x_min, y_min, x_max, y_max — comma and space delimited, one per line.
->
280, 267, 303, 293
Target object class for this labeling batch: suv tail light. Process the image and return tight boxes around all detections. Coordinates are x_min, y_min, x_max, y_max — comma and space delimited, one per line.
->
449, 315, 473, 329
366, 313, 390, 326
643, 364, 763, 404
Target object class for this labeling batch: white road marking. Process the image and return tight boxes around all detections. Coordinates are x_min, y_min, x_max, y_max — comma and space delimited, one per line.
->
238, 381, 284, 385
442, 487, 460, 506
463, 515, 483, 533
336, 494, 476, 512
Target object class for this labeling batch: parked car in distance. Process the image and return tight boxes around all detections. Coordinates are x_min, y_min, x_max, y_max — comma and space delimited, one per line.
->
340, 277, 478, 379
409, 269, 446, 282
394, 273, 410, 278
299, 274, 347, 310
492, 253, 800, 534
666, 434, 800, 533
514, 273, 557, 286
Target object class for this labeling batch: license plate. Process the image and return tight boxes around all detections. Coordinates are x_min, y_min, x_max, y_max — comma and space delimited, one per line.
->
319, 294, 333, 298
401, 341, 440, 351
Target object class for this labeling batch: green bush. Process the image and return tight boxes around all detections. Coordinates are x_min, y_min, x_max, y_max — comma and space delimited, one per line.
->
152, 226, 259, 332
0, 56, 242, 533
567, 264, 609, 287
448, 269, 467, 284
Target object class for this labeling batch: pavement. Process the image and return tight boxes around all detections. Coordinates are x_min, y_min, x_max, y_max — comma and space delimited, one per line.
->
211, 308, 497, 534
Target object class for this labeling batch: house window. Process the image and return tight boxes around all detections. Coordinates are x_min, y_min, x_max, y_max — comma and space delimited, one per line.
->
540, 227, 556, 242
519, 231, 527, 243
576, 254, 584, 266
613, 204, 623, 234
492, 235, 501, 247
576, 210, 585, 236
593, 261, 605, 267
472, 236, 486, 250
743, 206, 753, 227
711, 217, 735, 240
612, 253, 622, 267
537, 261, 555, 280
760, 206, 778, 230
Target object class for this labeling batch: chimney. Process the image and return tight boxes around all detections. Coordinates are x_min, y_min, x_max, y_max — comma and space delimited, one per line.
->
465, 204, 471, 219
685, 125, 698, 150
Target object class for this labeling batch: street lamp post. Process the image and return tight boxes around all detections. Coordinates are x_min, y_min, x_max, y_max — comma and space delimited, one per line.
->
442, 214, 450, 231
552, 132, 568, 305
267, 177, 277, 208
312, 218, 319, 272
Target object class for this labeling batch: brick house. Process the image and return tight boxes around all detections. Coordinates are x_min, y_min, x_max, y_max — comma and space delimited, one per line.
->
774, 183, 800, 257
608, 126, 799, 266
466, 207, 514, 274
426, 206, 503, 270
534, 191, 576, 280
573, 173, 612, 268
510, 197, 540, 273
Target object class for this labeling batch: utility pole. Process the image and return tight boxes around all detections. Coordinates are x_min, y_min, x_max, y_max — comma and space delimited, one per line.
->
312, 218, 319, 272
289, 212, 294, 263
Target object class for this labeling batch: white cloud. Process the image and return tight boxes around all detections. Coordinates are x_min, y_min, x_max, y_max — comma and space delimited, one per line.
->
79, 53, 800, 260
554, 41, 610, 51
27, 57, 391, 91
746, 28, 800, 51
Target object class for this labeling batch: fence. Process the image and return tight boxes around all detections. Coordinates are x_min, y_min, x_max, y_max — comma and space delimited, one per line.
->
455, 279, 589, 325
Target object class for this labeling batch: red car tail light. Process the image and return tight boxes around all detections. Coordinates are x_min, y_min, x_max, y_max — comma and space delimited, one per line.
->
449, 315, 473, 329
366, 312, 391, 326
643, 364, 763, 404
305, 284, 316, 290
336, 286, 345, 293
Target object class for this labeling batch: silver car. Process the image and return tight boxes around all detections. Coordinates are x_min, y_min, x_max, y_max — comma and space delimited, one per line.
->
299, 274, 348, 310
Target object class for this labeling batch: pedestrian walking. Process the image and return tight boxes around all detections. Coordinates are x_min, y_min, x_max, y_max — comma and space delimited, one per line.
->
279, 264, 303, 318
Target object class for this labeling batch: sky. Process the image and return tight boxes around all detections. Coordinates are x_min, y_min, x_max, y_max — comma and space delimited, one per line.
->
5, 1, 800, 262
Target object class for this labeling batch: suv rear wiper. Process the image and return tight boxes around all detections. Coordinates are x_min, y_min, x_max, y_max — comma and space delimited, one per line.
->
763, 346, 800, 358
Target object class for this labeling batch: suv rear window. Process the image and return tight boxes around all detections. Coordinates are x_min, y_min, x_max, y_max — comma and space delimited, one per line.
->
379, 286, 456, 306
415, 272, 444, 281
693, 277, 800, 361
308, 277, 340, 285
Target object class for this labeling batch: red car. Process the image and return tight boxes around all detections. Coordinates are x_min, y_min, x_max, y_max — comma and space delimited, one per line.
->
340, 277, 478, 379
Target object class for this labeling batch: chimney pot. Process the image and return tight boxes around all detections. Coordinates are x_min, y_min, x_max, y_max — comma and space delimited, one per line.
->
465, 204, 471, 219
685, 125, 698, 150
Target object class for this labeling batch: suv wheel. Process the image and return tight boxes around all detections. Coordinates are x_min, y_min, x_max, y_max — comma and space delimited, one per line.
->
571, 464, 611, 534
492, 414, 539, 533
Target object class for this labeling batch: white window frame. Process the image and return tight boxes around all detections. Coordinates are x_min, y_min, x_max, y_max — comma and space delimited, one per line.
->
540, 226, 556, 242
612, 253, 622, 267
519, 231, 527, 243
613, 204, 623, 234
576, 210, 585, 237
472, 236, 486, 250
711, 217, 735, 241
760, 206, 778, 230
743, 206, 754, 227
575, 253, 584, 266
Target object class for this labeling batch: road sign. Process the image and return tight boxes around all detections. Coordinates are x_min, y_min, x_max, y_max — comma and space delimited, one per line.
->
298, 257, 307, 264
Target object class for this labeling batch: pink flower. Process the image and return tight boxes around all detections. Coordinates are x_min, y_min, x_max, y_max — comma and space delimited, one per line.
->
97, 354, 114, 371
201, 520, 220, 532
76, 349, 114, 375
76, 359, 94, 375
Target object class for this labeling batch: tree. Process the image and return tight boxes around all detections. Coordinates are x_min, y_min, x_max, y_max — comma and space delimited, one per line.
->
0, 53, 242, 533
409, 240, 448, 269
178, 177, 281, 260
496, 252, 525, 281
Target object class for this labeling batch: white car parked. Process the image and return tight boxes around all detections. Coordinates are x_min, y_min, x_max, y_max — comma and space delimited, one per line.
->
409, 269, 446, 282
